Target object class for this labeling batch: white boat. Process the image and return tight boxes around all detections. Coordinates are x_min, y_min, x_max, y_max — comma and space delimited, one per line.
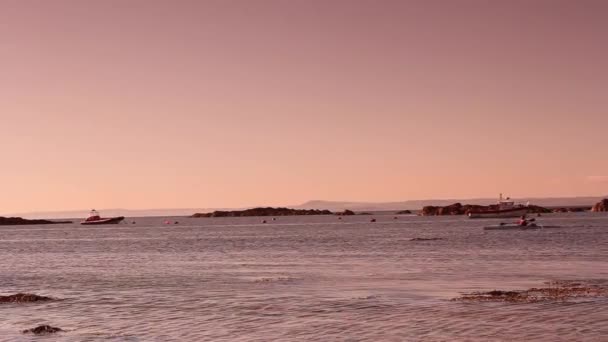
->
468, 194, 528, 219
81, 209, 125, 225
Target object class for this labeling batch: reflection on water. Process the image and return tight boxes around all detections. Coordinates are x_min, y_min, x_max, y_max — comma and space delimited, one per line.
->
1, 213, 607, 341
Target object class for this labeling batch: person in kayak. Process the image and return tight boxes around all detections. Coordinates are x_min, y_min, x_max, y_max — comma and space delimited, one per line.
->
517, 215, 528, 226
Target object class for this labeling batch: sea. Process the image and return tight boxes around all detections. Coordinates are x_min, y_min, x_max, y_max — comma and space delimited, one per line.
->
1, 213, 607, 341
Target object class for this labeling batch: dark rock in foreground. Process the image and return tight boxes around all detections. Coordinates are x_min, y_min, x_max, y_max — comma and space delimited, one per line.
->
22, 325, 63, 335
420, 203, 551, 216
192, 207, 333, 218
410, 237, 444, 241
591, 199, 608, 212
0, 293, 53, 303
0, 216, 72, 226
452, 280, 608, 303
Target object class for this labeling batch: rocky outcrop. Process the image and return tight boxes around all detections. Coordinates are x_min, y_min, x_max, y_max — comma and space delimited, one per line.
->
591, 199, 608, 212
396, 210, 412, 214
421, 203, 485, 216
335, 210, 355, 216
452, 280, 608, 303
192, 207, 333, 218
0, 293, 53, 303
0, 217, 72, 226
526, 205, 553, 214
22, 325, 63, 335
410, 237, 444, 241
420, 203, 551, 216
552, 207, 590, 213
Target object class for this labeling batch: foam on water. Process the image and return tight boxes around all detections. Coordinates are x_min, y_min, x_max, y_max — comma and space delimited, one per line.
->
1, 213, 607, 341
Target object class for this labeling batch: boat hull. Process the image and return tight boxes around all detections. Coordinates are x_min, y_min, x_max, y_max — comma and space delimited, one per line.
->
468, 207, 528, 219
81, 216, 125, 225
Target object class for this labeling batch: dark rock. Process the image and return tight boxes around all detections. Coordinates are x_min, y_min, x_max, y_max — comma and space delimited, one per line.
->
0, 217, 72, 226
335, 210, 355, 216
191, 207, 333, 218
526, 205, 552, 214
410, 237, 444, 241
0, 293, 53, 303
551, 207, 590, 213
420, 205, 439, 216
421, 203, 466, 216
22, 325, 63, 335
591, 199, 608, 212
452, 280, 608, 303
420, 203, 551, 216
358, 212, 373, 215
486, 290, 520, 297
396, 210, 412, 214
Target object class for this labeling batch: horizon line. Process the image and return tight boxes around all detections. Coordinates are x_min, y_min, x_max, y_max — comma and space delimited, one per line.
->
6, 193, 608, 217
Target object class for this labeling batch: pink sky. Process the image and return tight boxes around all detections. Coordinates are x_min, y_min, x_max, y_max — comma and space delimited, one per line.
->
1, 0, 607, 214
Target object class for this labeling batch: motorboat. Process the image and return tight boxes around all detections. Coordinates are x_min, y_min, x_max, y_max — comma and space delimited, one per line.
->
468, 194, 528, 219
81, 209, 125, 225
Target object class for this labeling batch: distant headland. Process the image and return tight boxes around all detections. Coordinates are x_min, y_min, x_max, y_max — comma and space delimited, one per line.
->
0, 216, 72, 226
191, 207, 333, 218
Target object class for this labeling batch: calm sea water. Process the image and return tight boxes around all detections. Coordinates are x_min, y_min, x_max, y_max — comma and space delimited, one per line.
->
1, 213, 607, 341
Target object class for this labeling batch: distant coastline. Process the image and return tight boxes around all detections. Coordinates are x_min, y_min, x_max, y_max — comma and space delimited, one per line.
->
6, 195, 608, 219
0, 216, 72, 226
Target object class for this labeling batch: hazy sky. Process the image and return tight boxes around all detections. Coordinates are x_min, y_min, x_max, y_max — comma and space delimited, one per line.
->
1, 0, 607, 214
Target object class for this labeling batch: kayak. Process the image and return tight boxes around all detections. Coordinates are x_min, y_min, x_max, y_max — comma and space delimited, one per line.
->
484, 224, 561, 230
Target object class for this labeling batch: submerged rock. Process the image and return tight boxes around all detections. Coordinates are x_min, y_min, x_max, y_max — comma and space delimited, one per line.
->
22, 325, 63, 335
0, 293, 53, 303
452, 280, 608, 303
